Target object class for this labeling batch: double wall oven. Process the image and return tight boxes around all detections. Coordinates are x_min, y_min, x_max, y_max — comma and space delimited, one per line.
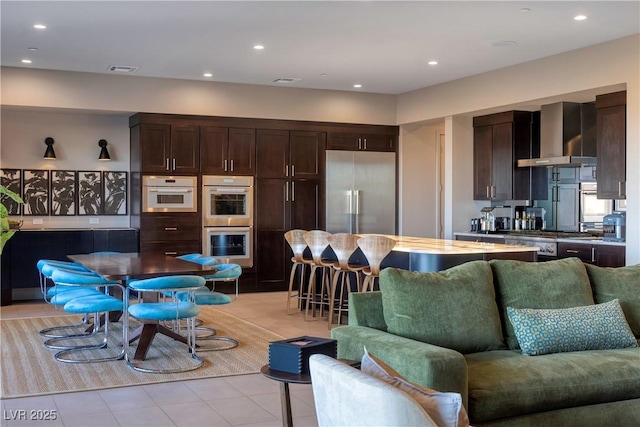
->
202, 176, 254, 267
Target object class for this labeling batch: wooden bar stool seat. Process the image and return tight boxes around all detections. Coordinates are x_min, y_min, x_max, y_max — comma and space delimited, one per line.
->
357, 235, 396, 292
284, 230, 313, 315
303, 230, 333, 321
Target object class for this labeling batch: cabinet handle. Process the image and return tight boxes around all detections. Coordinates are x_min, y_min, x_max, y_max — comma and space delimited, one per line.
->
292, 181, 295, 202
591, 247, 595, 263
566, 249, 579, 254
230, 160, 234, 172
172, 158, 176, 170
285, 182, 289, 202
166, 158, 170, 171
363, 138, 367, 150
224, 159, 228, 172
486, 186, 490, 199
618, 181, 625, 198
358, 137, 362, 150
291, 165, 295, 177
164, 227, 178, 231
285, 165, 289, 177
165, 251, 178, 256
491, 186, 495, 199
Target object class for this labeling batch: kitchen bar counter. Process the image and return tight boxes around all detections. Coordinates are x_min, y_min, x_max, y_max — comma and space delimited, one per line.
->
354, 234, 538, 273
454, 231, 626, 246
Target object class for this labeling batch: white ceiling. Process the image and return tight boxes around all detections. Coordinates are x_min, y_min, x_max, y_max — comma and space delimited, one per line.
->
1, 1, 639, 95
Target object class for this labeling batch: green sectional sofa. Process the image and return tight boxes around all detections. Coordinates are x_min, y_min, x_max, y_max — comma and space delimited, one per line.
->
331, 257, 640, 426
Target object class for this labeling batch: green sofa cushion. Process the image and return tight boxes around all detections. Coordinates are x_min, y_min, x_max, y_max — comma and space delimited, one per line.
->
585, 263, 640, 337
490, 257, 595, 349
465, 348, 640, 423
379, 262, 505, 354
507, 299, 637, 356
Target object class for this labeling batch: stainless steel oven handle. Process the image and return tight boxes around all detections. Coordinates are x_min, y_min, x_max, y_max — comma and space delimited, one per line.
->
149, 188, 192, 193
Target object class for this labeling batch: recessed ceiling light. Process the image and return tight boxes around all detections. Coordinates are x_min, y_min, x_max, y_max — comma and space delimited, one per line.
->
21, 59, 32, 64
320, 73, 328, 77
491, 40, 517, 48
203, 73, 213, 78
519, 8, 531, 13
33, 24, 46, 29
574, 15, 587, 21
353, 84, 362, 88
253, 45, 264, 50
28, 47, 38, 51
428, 60, 438, 66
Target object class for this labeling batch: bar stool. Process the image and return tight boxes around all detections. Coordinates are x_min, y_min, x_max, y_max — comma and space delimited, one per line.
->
284, 229, 313, 314
303, 230, 333, 321
326, 233, 366, 329
357, 235, 396, 292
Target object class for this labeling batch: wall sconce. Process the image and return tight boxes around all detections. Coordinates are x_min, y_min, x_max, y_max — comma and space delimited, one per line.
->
43, 137, 56, 159
98, 139, 111, 161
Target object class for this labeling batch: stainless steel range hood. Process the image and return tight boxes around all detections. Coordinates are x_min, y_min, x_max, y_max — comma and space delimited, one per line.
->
518, 102, 596, 168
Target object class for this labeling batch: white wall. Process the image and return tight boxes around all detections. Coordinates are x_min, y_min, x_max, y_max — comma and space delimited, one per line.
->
398, 122, 443, 237
1, 109, 130, 229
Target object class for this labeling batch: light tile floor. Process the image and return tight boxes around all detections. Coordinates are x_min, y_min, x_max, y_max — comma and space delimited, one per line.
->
1, 291, 335, 427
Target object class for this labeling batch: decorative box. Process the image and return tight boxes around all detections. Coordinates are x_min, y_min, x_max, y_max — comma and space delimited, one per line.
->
268, 336, 337, 374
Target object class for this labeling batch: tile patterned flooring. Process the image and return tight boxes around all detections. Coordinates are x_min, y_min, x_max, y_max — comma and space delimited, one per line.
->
1, 292, 333, 427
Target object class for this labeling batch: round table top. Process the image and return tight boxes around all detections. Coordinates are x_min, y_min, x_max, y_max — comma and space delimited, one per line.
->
260, 365, 311, 384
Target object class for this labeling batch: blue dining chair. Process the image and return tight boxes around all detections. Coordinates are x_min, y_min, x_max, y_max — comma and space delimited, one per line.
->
43, 269, 126, 363
176, 253, 204, 262
124, 275, 206, 373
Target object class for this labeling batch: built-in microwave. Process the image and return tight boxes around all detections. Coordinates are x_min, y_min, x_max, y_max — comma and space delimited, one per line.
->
142, 176, 197, 213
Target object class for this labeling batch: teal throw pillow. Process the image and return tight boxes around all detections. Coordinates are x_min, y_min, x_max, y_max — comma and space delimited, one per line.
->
379, 262, 505, 354
507, 299, 637, 356
585, 263, 640, 337
490, 257, 595, 349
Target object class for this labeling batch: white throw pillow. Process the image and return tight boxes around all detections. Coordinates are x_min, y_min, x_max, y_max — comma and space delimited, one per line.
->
361, 348, 470, 427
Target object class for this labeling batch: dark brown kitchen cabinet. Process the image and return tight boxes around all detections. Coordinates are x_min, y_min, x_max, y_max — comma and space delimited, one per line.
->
139, 213, 200, 256
200, 127, 255, 175
138, 124, 199, 174
473, 111, 544, 201
557, 241, 625, 267
327, 132, 395, 152
255, 177, 322, 290
596, 91, 626, 199
256, 130, 323, 179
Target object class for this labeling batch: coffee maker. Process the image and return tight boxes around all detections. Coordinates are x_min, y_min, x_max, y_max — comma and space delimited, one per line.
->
603, 212, 626, 242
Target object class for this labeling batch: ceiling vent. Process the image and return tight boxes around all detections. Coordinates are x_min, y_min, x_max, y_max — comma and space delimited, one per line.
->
107, 65, 139, 73
272, 78, 301, 84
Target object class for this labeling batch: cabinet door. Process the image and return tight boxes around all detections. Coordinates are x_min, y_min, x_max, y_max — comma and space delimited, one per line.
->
473, 126, 493, 200
291, 179, 321, 230
327, 132, 360, 150
255, 178, 289, 230
200, 126, 229, 175
362, 133, 396, 152
140, 124, 171, 173
256, 129, 289, 178
594, 244, 625, 267
227, 128, 256, 175
255, 230, 289, 290
491, 122, 513, 200
556, 184, 579, 232
290, 131, 323, 179
557, 242, 592, 263
597, 105, 626, 199
170, 125, 200, 174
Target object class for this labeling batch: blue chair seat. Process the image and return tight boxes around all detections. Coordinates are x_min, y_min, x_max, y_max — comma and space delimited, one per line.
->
203, 263, 242, 280
129, 301, 200, 321
177, 289, 232, 305
49, 288, 103, 305
64, 294, 123, 314
176, 253, 204, 262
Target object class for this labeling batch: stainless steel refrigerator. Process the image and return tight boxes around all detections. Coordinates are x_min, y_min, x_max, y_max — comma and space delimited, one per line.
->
326, 150, 396, 234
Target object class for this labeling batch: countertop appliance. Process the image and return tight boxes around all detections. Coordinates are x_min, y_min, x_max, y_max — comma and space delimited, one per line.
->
603, 212, 626, 242
142, 176, 197, 213
518, 102, 596, 168
326, 151, 395, 234
579, 182, 612, 232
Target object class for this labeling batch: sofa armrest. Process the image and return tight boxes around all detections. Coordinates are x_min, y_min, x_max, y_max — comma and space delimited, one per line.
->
332, 325, 469, 408
348, 291, 387, 331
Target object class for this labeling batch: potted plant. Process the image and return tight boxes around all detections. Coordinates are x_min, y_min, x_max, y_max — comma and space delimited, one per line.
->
1, 185, 24, 254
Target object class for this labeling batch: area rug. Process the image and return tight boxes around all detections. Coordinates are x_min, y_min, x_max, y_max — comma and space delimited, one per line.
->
0, 306, 284, 398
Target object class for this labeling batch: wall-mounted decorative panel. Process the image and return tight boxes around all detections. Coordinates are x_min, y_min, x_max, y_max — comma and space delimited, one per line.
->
78, 171, 102, 215
51, 170, 77, 216
22, 169, 49, 216
103, 171, 127, 215
1, 169, 22, 215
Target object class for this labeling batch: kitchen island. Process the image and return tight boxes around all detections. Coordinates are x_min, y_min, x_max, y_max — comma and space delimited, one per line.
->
351, 234, 538, 273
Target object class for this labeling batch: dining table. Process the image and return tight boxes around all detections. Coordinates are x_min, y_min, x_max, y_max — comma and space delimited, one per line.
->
67, 252, 217, 360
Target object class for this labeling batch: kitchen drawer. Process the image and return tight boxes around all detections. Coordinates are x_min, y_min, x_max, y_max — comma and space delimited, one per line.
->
557, 242, 593, 262
140, 215, 200, 241
140, 241, 201, 256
